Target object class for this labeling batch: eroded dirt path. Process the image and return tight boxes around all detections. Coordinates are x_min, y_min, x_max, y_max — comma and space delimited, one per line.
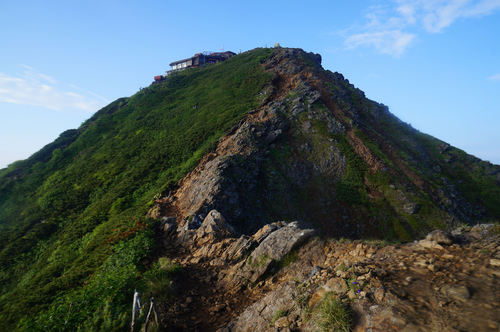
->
157, 250, 272, 331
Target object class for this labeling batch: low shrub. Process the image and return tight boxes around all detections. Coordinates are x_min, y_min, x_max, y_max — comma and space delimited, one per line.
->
142, 257, 181, 302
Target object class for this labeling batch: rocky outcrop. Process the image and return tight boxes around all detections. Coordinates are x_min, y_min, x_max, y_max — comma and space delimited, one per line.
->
229, 221, 315, 284
159, 76, 342, 235
148, 48, 500, 331
221, 224, 500, 332
193, 210, 236, 244
150, 47, 499, 243
157, 205, 499, 332
146, 49, 353, 234
157, 210, 318, 331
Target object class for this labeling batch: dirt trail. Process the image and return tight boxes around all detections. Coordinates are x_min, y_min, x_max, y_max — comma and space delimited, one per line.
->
157, 246, 272, 331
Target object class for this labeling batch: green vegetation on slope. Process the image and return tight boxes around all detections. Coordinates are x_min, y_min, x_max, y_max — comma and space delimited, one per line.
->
368, 105, 500, 222
314, 292, 352, 332
0, 48, 273, 330
320, 68, 500, 238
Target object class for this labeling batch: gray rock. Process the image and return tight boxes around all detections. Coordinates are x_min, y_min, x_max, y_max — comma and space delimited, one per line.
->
176, 215, 204, 244
309, 266, 322, 278
244, 221, 315, 283
252, 222, 283, 243
185, 215, 203, 230
468, 223, 497, 240
274, 316, 289, 328
442, 285, 470, 302
355, 304, 408, 331
471, 223, 495, 234
194, 210, 236, 242
324, 277, 348, 295
222, 235, 256, 262
417, 239, 444, 250
225, 282, 296, 332
426, 230, 453, 245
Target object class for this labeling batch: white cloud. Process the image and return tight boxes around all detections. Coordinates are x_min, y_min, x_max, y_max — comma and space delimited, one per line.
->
0, 66, 108, 112
345, 30, 415, 57
397, 3, 418, 24
417, 0, 500, 33
19, 64, 58, 84
343, 0, 500, 56
488, 73, 500, 81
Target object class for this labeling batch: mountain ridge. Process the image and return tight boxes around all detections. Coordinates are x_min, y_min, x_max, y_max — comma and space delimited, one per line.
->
0, 47, 498, 331
150, 47, 500, 239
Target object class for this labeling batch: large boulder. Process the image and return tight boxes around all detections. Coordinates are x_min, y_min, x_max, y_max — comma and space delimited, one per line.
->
176, 210, 236, 247
425, 230, 453, 245
243, 221, 315, 283
193, 210, 236, 245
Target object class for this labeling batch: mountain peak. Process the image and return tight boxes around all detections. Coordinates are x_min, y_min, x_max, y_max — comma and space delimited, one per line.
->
149, 46, 499, 239
0, 46, 498, 331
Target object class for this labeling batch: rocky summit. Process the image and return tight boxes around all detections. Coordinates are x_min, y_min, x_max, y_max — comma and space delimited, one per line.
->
0, 47, 499, 331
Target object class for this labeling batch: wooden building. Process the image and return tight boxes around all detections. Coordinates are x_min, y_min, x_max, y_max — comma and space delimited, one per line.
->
167, 51, 236, 74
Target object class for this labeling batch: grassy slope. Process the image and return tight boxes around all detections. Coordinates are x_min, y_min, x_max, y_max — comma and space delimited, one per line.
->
0, 48, 272, 330
256, 58, 500, 241
321, 69, 500, 238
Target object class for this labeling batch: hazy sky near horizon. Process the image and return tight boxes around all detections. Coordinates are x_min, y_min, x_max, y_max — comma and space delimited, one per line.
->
1, 0, 499, 168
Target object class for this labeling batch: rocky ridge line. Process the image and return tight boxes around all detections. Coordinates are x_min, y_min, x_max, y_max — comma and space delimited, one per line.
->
145, 48, 500, 331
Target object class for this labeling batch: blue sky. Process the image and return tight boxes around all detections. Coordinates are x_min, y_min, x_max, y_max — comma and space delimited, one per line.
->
1, 0, 499, 168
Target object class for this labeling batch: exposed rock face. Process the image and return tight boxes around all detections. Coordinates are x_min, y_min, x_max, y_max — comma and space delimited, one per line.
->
156, 210, 317, 330
225, 282, 297, 332
220, 225, 500, 332
150, 47, 499, 241
162, 75, 342, 234
148, 48, 500, 331
193, 210, 235, 245
154, 202, 499, 332
230, 221, 315, 284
